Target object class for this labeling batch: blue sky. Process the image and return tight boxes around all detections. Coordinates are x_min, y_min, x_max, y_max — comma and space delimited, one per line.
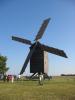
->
0, 0, 75, 76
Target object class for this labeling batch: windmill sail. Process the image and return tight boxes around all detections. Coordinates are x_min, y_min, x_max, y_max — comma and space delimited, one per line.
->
34, 18, 51, 41
42, 44, 67, 58
12, 36, 32, 45
20, 44, 36, 74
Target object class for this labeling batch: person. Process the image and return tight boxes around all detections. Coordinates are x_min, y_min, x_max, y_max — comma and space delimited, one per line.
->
7, 75, 9, 82
39, 72, 44, 85
11, 75, 14, 83
3, 75, 7, 82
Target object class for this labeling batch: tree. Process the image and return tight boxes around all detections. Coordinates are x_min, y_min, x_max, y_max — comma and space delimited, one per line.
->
0, 55, 9, 75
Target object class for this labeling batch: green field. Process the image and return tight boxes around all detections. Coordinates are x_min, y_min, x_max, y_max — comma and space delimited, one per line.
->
0, 76, 75, 100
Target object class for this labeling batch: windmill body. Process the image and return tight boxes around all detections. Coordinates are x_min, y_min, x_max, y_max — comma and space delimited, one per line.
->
30, 42, 48, 74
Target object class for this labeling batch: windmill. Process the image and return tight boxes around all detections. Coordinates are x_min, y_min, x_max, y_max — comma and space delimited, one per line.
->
12, 18, 67, 84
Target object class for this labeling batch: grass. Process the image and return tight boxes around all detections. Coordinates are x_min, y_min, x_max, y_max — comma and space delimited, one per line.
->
0, 76, 75, 100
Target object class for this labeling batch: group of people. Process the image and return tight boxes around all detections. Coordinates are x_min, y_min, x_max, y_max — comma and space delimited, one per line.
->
3, 75, 14, 83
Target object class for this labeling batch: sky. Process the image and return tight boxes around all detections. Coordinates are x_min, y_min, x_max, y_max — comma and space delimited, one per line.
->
0, 0, 75, 76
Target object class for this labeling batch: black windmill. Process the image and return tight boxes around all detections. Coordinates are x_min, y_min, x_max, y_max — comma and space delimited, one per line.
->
12, 18, 67, 78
